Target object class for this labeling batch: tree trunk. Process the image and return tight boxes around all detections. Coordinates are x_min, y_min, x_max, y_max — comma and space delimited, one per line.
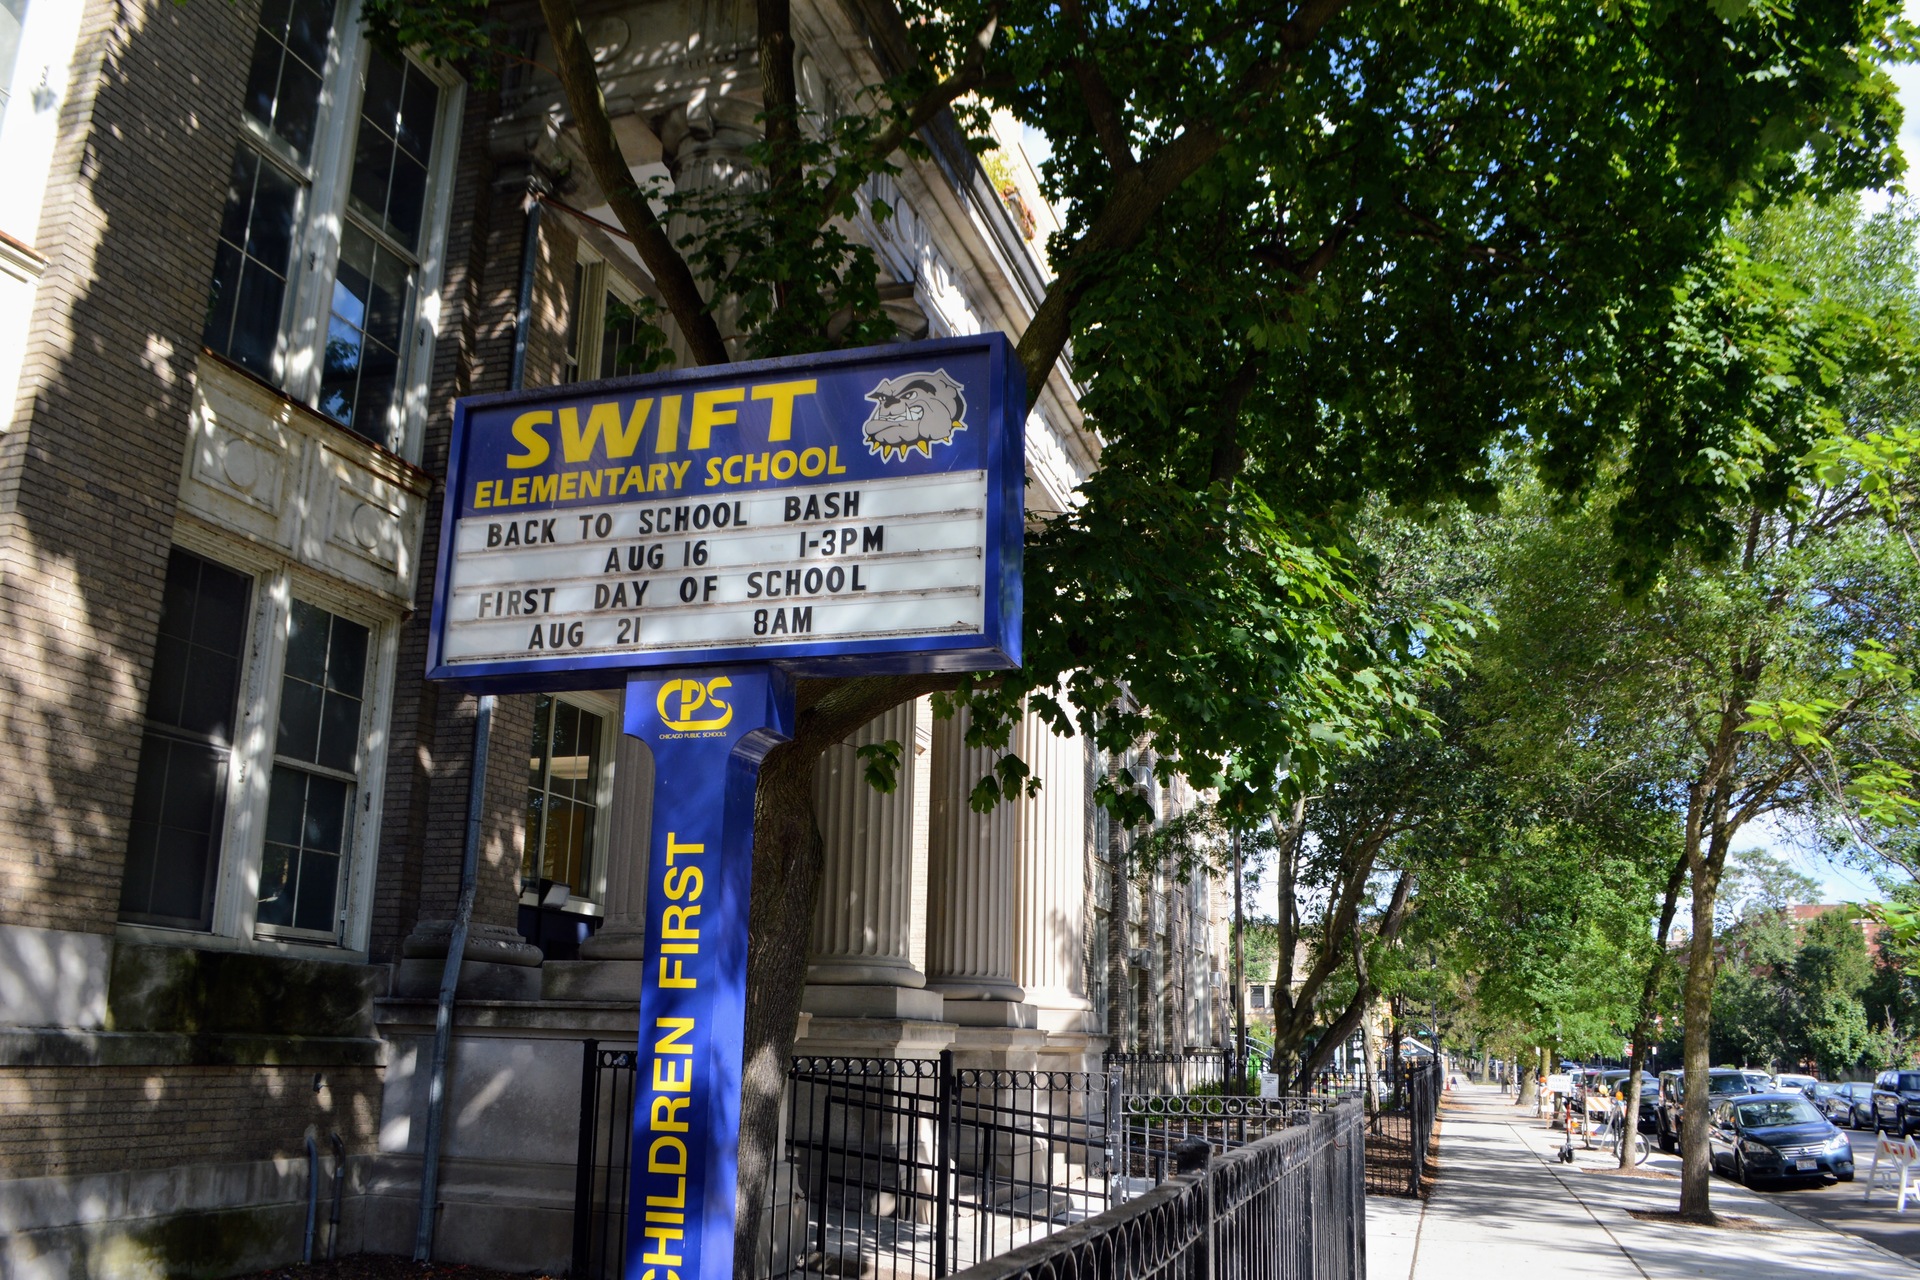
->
1620, 851, 1688, 1168
1518, 1051, 1538, 1108
732, 674, 957, 1272
1677, 785, 1732, 1222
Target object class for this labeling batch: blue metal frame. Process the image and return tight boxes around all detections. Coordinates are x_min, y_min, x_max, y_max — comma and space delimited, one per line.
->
424, 335, 1024, 690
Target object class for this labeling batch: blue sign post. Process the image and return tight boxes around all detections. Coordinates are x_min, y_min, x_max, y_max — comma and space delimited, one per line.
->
620, 667, 792, 1280
425, 335, 1023, 1280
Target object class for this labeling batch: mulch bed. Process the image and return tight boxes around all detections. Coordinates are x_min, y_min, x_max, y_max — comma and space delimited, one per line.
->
1627, 1209, 1779, 1233
230, 1257, 560, 1280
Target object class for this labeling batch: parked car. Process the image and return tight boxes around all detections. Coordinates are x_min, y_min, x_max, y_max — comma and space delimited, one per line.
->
1657, 1067, 1769, 1153
1872, 1070, 1920, 1134
1708, 1092, 1855, 1186
1819, 1081, 1875, 1128
1773, 1073, 1819, 1098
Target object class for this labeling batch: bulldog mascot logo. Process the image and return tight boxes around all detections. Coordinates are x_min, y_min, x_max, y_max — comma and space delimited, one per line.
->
861, 369, 967, 460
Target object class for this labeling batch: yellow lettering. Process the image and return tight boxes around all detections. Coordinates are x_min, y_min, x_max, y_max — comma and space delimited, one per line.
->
641, 1224, 684, 1266
510, 476, 530, 504
664, 866, 703, 901
656, 395, 682, 452
662, 904, 700, 938
654, 1016, 695, 1055
560, 472, 578, 501
653, 1057, 692, 1093
647, 463, 670, 491
645, 1177, 687, 1209
658, 957, 694, 988
828, 445, 846, 475
689, 388, 745, 450
530, 474, 557, 503
474, 480, 493, 508
752, 380, 816, 442
560, 399, 652, 463
621, 465, 648, 494
507, 411, 551, 469
649, 1095, 690, 1132
669, 460, 691, 488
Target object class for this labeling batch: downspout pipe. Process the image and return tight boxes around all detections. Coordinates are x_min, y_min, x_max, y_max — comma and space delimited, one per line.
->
412, 693, 494, 1260
304, 1134, 319, 1263
328, 1131, 346, 1260
414, 187, 542, 1263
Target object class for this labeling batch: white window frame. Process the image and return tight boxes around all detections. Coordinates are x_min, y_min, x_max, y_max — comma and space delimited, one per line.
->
519, 689, 618, 914
116, 529, 399, 960
225, 0, 464, 465
566, 247, 649, 386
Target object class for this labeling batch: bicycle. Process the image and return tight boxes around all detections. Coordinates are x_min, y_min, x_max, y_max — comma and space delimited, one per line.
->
1607, 1103, 1651, 1166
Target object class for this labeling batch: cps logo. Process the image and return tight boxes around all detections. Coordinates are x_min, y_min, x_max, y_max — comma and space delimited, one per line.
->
657, 676, 733, 732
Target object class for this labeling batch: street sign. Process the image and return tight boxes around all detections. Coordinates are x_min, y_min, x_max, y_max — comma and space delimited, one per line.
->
425, 334, 1024, 688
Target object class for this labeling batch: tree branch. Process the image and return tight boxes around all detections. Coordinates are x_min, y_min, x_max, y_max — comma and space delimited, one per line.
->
536, 0, 728, 365
1063, 0, 1135, 173
1015, 0, 1355, 401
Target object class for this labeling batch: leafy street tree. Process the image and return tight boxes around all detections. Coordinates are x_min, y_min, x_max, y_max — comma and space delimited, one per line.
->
360, 0, 1908, 1243
1477, 198, 1920, 1218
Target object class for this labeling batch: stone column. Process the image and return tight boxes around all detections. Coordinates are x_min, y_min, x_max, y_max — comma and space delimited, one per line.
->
1013, 705, 1096, 1043
797, 700, 950, 1059
808, 701, 923, 987
577, 735, 654, 960
926, 708, 1034, 1038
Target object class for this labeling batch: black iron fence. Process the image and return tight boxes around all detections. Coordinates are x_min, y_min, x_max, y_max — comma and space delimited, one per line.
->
945, 1101, 1366, 1280
573, 1046, 1113, 1280
572, 1044, 1391, 1278
1363, 1059, 1441, 1197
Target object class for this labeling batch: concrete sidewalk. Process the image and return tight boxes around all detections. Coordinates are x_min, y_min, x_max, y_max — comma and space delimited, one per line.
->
1366, 1083, 1920, 1279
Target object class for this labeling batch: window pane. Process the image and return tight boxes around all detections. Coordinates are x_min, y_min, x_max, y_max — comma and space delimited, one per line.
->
273, 57, 324, 164
294, 850, 341, 932
326, 615, 368, 695
348, 118, 394, 231
303, 773, 349, 852
385, 153, 428, 249
204, 146, 298, 378
366, 245, 409, 350
245, 0, 335, 164
285, 599, 329, 683
319, 315, 363, 426
344, 50, 439, 251
119, 731, 229, 930
276, 677, 322, 762
246, 162, 300, 268
322, 226, 412, 445
258, 765, 352, 937
276, 600, 367, 771
398, 68, 438, 161
144, 550, 250, 741
258, 841, 296, 926
283, 0, 334, 75
524, 698, 604, 900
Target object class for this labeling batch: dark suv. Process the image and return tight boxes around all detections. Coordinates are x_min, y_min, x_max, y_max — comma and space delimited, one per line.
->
1871, 1070, 1920, 1134
1657, 1067, 1768, 1152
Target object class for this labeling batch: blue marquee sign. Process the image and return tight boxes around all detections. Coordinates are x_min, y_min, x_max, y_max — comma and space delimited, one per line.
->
425, 335, 1026, 1280
425, 334, 1024, 689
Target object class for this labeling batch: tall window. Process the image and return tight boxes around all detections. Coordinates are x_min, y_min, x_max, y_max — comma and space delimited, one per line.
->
257, 601, 368, 936
0, 0, 30, 131
119, 549, 390, 950
119, 551, 252, 930
204, 0, 454, 452
524, 695, 607, 901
